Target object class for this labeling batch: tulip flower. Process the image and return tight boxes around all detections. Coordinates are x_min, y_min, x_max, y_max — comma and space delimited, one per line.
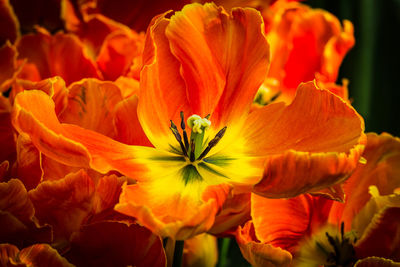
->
11, 3, 365, 242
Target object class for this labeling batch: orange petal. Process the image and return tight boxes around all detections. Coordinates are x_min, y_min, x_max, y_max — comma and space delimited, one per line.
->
208, 192, 251, 235
114, 76, 140, 99
281, 8, 353, 88
114, 95, 152, 147
355, 206, 400, 260
10, 77, 69, 115
309, 183, 345, 202
320, 20, 355, 83
183, 234, 218, 267
92, 174, 126, 215
97, 30, 144, 80
40, 155, 82, 182
235, 221, 293, 267
68, 14, 134, 59
0, 244, 19, 265
166, 3, 270, 128
0, 42, 21, 92
0, 179, 52, 246
244, 81, 365, 197
354, 257, 400, 267
18, 244, 73, 267
0, 178, 34, 224
12, 90, 149, 178
16, 30, 101, 85
66, 221, 166, 267
115, 182, 231, 240
28, 169, 95, 240
251, 193, 332, 253
59, 78, 123, 137
13, 134, 42, 190
138, 13, 190, 149
0, 0, 19, 45
329, 133, 400, 229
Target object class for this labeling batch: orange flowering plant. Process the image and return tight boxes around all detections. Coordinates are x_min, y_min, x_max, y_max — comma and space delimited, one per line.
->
0, 0, 397, 266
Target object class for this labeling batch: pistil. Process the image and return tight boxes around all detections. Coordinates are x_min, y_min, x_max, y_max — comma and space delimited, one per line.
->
169, 112, 226, 162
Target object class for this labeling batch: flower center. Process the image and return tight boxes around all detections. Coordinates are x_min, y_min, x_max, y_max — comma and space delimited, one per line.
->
316, 223, 357, 267
169, 111, 227, 163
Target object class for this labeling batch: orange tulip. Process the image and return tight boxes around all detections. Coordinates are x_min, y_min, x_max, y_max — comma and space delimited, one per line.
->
238, 133, 400, 266
11, 3, 365, 241
256, 0, 354, 104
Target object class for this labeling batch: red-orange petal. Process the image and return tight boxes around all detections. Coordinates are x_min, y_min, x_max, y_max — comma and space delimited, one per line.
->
59, 78, 123, 138
208, 192, 251, 235
97, 30, 144, 80
236, 221, 293, 267
0, 179, 52, 247
355, 206, 400, 260
114, 95, 152, 147
28, 169, 95, 240
244, 81, 365, 198
66, 221, 166, 267
329, 133, 400, 229
115, 182, 231, 240
0, 244, 20, 265
166, 3, 270, 128
13, 134, 42, 190
92, 174, 126, 215
0, 42, 21, 92
16, 30, 101, 85
251, 193, 332, 253
281, 7, 353, 88
0, 178, 34, 224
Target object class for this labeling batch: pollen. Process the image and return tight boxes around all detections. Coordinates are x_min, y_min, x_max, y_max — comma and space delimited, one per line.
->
187, 115, 211, 134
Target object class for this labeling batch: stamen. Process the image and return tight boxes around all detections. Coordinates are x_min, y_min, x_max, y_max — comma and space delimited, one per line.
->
180, 111, 189, 151
198, 126, 227, 160
190, 140, 195, 162
170, 120, 188, 157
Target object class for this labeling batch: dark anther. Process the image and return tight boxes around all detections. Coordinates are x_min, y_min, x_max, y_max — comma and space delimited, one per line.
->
180, 111, 189, 151
170, 120, 188, 157
190, 140, 195, 162
340, 222, 345, 241
197, 126, 227, 160
326, 232, 340, 258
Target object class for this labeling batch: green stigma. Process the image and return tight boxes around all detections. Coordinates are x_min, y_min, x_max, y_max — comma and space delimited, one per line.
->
187, 115, 211, 134
169, 112, 226, 162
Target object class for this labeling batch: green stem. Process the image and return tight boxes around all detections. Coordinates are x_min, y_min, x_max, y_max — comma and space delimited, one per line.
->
173, 240, 184, 267
165, 238, 184, 267
218, 238, 231, 267
165, 238, 176, 267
